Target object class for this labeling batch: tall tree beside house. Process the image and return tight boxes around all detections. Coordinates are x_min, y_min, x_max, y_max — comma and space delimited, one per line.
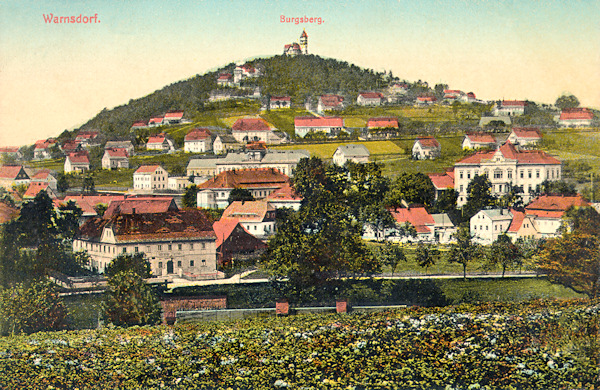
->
434, 83, 448, 100
415, 242, 440, 275
104, 253, 152, 279
82, 176, 95, 194
182, 184, 199, 208
56, 200, 83, 242
555, 94, 580, 110
227, 188, 255, 205
498, 185, 525, 210
539, 180, 577, 196
462, 174, 497, 222
447, 225, 482, 279
378, 241, 406, 277
57, 173, 70, 193
432, 189, 460, 223
345, 161, 390, 219
485, 234, 521, 277
385, 173, 435, 209
359, 204, 396, 241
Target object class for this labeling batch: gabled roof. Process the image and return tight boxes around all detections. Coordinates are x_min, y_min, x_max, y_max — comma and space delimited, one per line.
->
511, 127, 542, 139
197, 168, 290, 190
78, 209, 216, 243
232, 118, 271, 131
295, 116, 344, 127
75, 131, 99, 140
428, 172, 454, 190
319, 94, 345, 107
67, 152, 90, 164
507, 209, 525, 232
0, 147, 19, 153
222, 200, 275, 223
389, 206, 435, 234
367, 117, 398, 128
131, 121, 148, 127
24, 182, 53, 199
213, 217, 267, 251
559, 108, 594, 120
104, 148, 128, 158
55, 194, 126, 217
336, 144, 370, 157
415, 137, 440, 149
147, 133, 168, 144
456, 142, 560, 165
215, 134, 239, 144
61, 140, 81, 152
103, 197, 178, 218
525, 195, 589, 215
164, 111, 184, 119
475, 208, 513, 221
501, 100, 527, 107
134, 165, 164, 174
359, 92, 384, 99
31, 170, 54, 181
0, 165, 27, 180
185, 128, 212, 141
266, 183, 302, 201
148, 116, 164, 124
464, 132, 496, 144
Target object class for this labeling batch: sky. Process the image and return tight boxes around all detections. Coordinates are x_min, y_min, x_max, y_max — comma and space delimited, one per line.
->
1, 0, 599, 147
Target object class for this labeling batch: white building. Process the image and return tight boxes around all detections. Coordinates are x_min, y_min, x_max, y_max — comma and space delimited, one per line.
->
133, 165, 169, 191
184, 128, 213, 153
412, 137, 441, 160
102, 148, 129, 170
462, 133, 497, 150
332, 144, 370, 166
557, 108, 594, 127
231, 118, 285, 144
221, 200, 277, 239
470, 208, 514, 245
507, 128, 542, 147
454, 142, 561, 207
146, 133, 175, 152
357, 92, 384, 106
294, 116, 345, 138
168, 176, 193, 192
269, 96, 291, 109
492, 100, 528, 116
64, 152, 90, 173
213, 134, 242, 155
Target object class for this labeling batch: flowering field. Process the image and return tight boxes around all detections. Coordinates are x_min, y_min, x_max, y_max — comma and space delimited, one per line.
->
0, 299, 597, 389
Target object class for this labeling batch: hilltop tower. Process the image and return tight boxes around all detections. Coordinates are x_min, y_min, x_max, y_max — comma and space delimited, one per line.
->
299, 29, 308, 54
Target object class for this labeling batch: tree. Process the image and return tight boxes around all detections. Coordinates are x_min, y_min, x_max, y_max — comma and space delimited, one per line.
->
447, 225, 482, 279
385, 173, 435, 208
498, 185, 525, 210
182, 184, 199, 208
415, 242, 440, 274
486, 234, 520, 277
378, 242, 406, 276
560, 206, 600, 236
101, 270, 161, 326
56, 200, 83, 242
462, 174, 496, 222
57, 173, 70, 193
555, 94, 580, 110
359, 204, 395, 241
105, 253, 152, 278
539, 180, 577, 196
82, 176, 95, 194
434, 83, 448, 100
345, 161, 390, 218
228, 188, 255, 204
0, 278, 67, 335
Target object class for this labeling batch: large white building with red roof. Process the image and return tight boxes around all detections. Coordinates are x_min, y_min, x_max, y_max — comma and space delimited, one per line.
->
507, 127, 543, 147
454, 142, 562, 206
492, 100, 529, 116
133, 165, 169, 191
231, 117, 284, 144
357, 92, 385, 106
557, 108, 594, 127
412, 137, 441, 160
64, 151, 90, 173
294, 116, 345, 138
462, 132, 497, 149
184, 128, 213, 153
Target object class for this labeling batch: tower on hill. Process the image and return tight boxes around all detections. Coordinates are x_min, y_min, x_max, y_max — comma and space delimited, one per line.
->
283, 30, 308, 56
300, 29, 308, 54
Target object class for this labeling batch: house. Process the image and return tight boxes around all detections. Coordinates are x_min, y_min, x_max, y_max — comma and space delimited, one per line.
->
269, 96, 291, 109
416, 96, 438, 106
34, 139, 57, 160
443, 90, 464, 102
461, 92, 478, 104
74, 208, 218, 278
213, 217, 267, 266
215, 148, 309, 177
428, 170, 455, 201
357, 92, 384, 106
30, 170, 58, 191
317, 94, 345, 113
431, 213, 456, 243
521, 195, 590, 239
470, 209, 514, 244
505, 209, 527, 242
105, 140, 135, 156
332, 144, 370, 166
184, 128, 213, 153
75, 131, 100, 148
148, 116, 164, 127
507, 127, 542, 147
217, 73, 234, 87
492, 100, 528, 116
186, 157, 221, 178
163, 111, 184, 125
283, 30, 307, 56
557, 108, 594, 127
102, 148, 129, 170
454, 142, 562, 206
196, 168, 290, 209
213, 133, 242, 155
367, 117, 399, 130
294, 116, 345, 138
231, 118, 284, 144
146, 133, 175, 152
130, 121, 148, 130
387, 206, 435, 242
221, 200, 277, 239
168, 176, 193, 191
54, 194, 126, 225
64, 152, 90, 173
233, 64, 261, 83
0, 165, 30, 190
389, 83, 409, 95
412, 137, 441, 160
103, 197, 178, 219
462, 132, 497, 149
0, 147, 22, 160
266, 183, 302, 211
60, 140, 83, 155
23, 182, 57, 200
133, 165, 169, 191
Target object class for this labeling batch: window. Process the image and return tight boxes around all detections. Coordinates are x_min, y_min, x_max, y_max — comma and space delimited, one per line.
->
459, 185, 464, 192
536, 170, 540, 178
122, 248, 127, 253
486, 226, 488, 231
178, 244, 182, 251
168, 244, 172, 251
494, 170, 502, 179
467, 171, 471, 179
146, 246, 151, 253
190, 260, 195, 267
158, 262, 163, 269
202, 243, 205, 250
177, 261, 182, 267
507, 170, 512, 179
528, 170, 532, 179
135, 247, 139, 253
459, 171, 463, 179
202, 259, 206, 266
158, 244, 162, 251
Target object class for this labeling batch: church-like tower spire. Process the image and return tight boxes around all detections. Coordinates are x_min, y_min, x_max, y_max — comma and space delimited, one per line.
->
300, 29, 308, 55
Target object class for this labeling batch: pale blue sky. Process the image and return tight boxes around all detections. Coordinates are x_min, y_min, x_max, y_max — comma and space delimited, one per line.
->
1, 0, 598, 145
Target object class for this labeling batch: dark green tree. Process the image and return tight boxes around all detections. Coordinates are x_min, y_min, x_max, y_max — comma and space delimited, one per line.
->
359, 204, 396, 241
378, 241, 406, 277
498, 185, 525, 209
105, 253, 152, 278
415, 242, 440, 274
462, 174, 496, 222
56, 200, 83, 242
447, 225, 482, 279
57, 173, 70, 193
486, 234, 520, 277
182, 184, 199, 208
385, 173, 435, 208
82, 176, 95, 194
345, 161, 390, 217
228, 188, 255, 204
539, 180, 577, 196
555, 94, 580, 110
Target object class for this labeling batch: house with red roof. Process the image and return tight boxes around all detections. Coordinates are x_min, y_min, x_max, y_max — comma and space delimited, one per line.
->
217, 73, 234, 87
34, 139, 57, 160
522, 195, 590, 238
557, 108, 594, 127
23, 182, 57, 200
412, 137, 441, 160
428, 170, 455, 201
0, 147, 22, 160
357, 92, 385, 106
367, 117, 399, 129
415, 95, 438, 106
0, 165, 30, 189
470, 208, 514, 244
454, 142, 562, 206
64, 151, 90, 173
266, 183, 302, 211
30, 170, 58, 191
131, 120, 148, 130
317, 94, 346, 113
105, 140, 135, 156
133, 165, 169, 191
54, 194, 127, 224
231, 117, 284, 144
507, 127, 543, 147
197, 168, 290, 209
221, 200, 277, 239
294, 116, 345, 138
214, 217, 267, 266
60, 140, 83, 155
184, 128, 213, 153
148, 116, 164, 127
462, 132, 498, 149
492, 100, 529, 116
103, 197, 178, 218
443, 89, 464, 102
163, 111, 184, 125
74, 208, 218, 278
75, 131, 100, 148
102, 148, 129, 169
233, 63, 262, 83
146, 132, 175, 152
269, 96, 291, 109
387, 206, 436, 242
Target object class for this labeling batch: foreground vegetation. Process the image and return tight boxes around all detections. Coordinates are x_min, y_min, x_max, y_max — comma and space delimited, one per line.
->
0, 299, 596, 389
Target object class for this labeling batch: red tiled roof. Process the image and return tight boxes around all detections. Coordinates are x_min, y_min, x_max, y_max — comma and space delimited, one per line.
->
271, 96, 291, 102
24, 182, 52, 199
78, 209, 216, 243
67, 152, 90, 164
31, 171, 52, 180
467, 92, 476, 98
417, 96, 437, 102
266, 183, 302, 201
222, 200, 275, 223
213, 217, 243, 248
367, 117, 399, 128
501, 100, 527, 107
232, 118, 271, 131
0, 147, 19, 153
131, 121, 148, 127
147, 133, 167, 144
55, 194, 126, 217
507, 209, 525, 232
218, 73, 232, 80
149, 116, 164, 124
559, 109, 594, 120
135, 165, 163, 174
0, 203, 19, 223
213, 217, 267, 251
389, 207, 434, 234
319, 94, 344, 107
0, 165, 25, 180
198, 168, 290, 190
185, 128, 212, 141
294, 116, 344, 127
164, 111, 184, 119
428, 173, 454, 190
511, 127, 542, 139
456, 142, 560, 165
444, 89, 462, 94
416, 137, 440, 148
105, 148, 128, 158
103, 197, 178, 218
61, 140, 81, 151
359, 92, 384, 99
465, 132, 496, 143
525, 195, 590, 213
